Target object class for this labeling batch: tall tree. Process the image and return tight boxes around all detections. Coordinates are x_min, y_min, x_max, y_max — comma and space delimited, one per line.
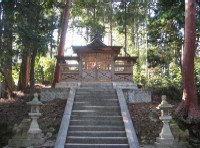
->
16, 1, 58, 92
175, 0, 200, 121
147, 1, 184, 76
52, 0, 71, 87
71, 0, 106, 41
0, 1, 15, 99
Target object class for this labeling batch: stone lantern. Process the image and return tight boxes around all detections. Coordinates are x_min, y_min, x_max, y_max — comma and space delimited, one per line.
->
27, 93, 43, 134
155, 95, 174, 148
26, 93, 45, 146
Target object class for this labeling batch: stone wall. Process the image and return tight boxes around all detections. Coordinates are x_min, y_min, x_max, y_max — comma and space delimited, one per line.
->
40, 88, 70, 102
123, 89, 151, 103
40, 83, 151, 103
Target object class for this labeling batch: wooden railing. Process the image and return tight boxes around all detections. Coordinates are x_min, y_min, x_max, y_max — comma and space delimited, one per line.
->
60, 63, 79, 81
57, 56, 80, 81
114, 58, 133, 81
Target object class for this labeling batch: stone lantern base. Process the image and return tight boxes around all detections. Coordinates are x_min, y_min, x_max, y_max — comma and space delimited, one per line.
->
27, 132, 46, 146
155, 137, 174, 148
8, 137, 29, 148
8, 132, 46, 148
8, 119, 46, 148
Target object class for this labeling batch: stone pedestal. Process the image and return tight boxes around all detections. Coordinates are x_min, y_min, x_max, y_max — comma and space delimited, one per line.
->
155, 116, 174, 148
8, 119, 31, 148
8, 133, 45, 148
27, 132, 46, 146
28, 113, 42, 134
170, 123, 189, 148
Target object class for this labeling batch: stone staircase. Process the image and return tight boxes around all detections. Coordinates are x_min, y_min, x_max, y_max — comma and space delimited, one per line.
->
65, 88, 129, 148
55, 82, 139, 148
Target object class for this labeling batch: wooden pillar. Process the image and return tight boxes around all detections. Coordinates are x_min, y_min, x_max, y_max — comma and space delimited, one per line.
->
111, 53, 115, 81
79, 54, 82, 81
95, 53, 98, 81
59, 61, 62, 81
131, 60, 133, 81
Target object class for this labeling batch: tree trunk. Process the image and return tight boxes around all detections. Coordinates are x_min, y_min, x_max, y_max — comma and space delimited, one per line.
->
175, 0, 200, 122
0, 68, 13, 99
0, 1, 15, 99
18, 51, 31, 91
30, 48, 37, 94
52, 0, 71, 87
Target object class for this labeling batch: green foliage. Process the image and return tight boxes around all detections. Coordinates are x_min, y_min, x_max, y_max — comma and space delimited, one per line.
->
195, 57, 200, 102
133, 62, 147, 88
148, 76, 182, 100
0, 0, 199, 99
147, 46, 167, 68
71, 0, 108, 41
34, 56, 55, 84
148, 0, 184, 73
15, 1, 58, 56
10, 57, 55, 85
12, 63, 20, 85
0, 73, 3, 83
145, 62, 182, 100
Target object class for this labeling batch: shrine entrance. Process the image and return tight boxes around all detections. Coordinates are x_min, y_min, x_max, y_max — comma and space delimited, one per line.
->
56, 36, 137, 82
81, 53, 112, 81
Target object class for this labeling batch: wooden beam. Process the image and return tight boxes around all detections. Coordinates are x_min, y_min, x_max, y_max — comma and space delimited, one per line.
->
55, 56, 79, 61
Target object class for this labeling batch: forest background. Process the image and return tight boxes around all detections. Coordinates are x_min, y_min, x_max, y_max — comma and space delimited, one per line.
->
1, 0, 200, 147
0, 0, 200, 103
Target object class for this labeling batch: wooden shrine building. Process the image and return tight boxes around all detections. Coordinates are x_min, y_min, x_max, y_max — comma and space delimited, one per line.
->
56, 36, 137, 82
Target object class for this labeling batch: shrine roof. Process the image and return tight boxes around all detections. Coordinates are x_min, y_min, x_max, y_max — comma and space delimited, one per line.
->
72, 38, 122, 54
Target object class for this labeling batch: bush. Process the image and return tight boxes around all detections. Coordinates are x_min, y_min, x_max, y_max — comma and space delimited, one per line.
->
35, 56, 55, 84
147, 76, 182, 100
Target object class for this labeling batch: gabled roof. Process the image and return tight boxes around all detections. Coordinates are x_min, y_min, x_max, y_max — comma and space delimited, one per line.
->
86, 38, 107, 47
72, 37, 122, 55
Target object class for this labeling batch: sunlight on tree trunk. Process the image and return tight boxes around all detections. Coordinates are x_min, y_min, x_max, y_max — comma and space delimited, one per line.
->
18, 53, 31, 91
0, 69, 13, 99
52, 0, 71, 87
175, 0, 200, 122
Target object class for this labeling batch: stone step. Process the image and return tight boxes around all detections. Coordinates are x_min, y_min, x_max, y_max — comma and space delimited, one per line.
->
66, 136, 128, 144
70, 120, 123, 126
67, 131, 127, 137
73, 101, 119, 106
75, 98, 117, 101
74, 99, 118, 103
76, 90, 116, 93
76, 92, 115, 95
65, 143, 129, 148
70, 115, 122, 120
75, 95, 117, 99
63, 86, 131, 147
72, 107, 121, 112
72, 105, 120, 111
76, 93, 115, 95
80, 82, 113, 88
71, 110, 121, 116
68, 125, 125, 131
76, 92, 116, 95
